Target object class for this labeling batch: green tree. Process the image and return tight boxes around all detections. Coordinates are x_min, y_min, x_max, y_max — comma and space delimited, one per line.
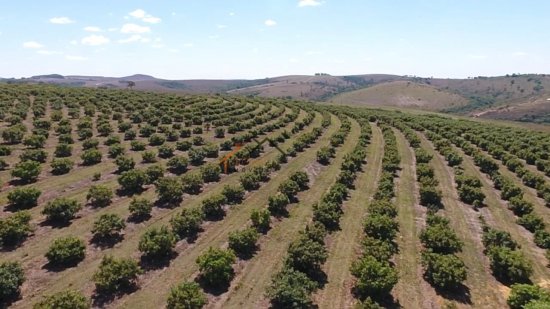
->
51, 158, 74, 175
33, 289, 90, 309
250, 209, 271, 233
170, 207, 204, 239
350, 255, 398, 299
196, 247, 236, 287
0, 261, 25, 301
11, 160, 41, 183
86, 185, 113, 207
228, 228, 259, 258
421, 252, 467, 289
81, 149, 102, 165
507, 284, 550, 309
139, 226, 177, 258
128, 197, 153, 220
45, 236, 86, 267
42, 198, 82, 223
266, 268, 318, 308
7, 187, 41, 209
118, 169, 148, 193
0, 211, 32, 247
166, 281, 207, 309
92, 214, 126, 240
155, 176, 184, 204
93, 255, 142, 294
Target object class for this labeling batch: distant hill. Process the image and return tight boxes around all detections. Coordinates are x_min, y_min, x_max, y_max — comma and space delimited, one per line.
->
4, 72, 550, 123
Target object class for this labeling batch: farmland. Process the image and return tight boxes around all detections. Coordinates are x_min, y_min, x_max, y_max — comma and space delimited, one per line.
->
1, 83, 550, 309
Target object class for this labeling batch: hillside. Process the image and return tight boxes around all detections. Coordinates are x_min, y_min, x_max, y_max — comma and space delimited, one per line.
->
3, 73, 550, 123
329, 80, 468, 111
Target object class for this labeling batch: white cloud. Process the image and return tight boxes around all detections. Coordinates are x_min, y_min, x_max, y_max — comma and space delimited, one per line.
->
468, 54, 487, 60
264, 19, 277, 26
81, 34, 110, 46
37, 50, 62, 55
107, 27, 118, 32
119, 35, 151, 44
49, 17, 75, 24
128, 9, 161, 24
84, 26, 101, 32
129, 9, 146, 18
229, 12, 235, 16
23, 41, 43, 49
65, 55, 88, 61
183, 43, 194, 47
70, 40, 78, 45
120, 23, 151, 34
298, 0, 322, 7
217, 24, 227, 29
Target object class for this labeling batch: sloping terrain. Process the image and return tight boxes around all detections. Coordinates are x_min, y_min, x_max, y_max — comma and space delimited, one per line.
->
329, 80, 469, 111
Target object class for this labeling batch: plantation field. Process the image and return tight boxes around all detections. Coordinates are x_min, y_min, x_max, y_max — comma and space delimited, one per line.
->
1, 84, 550, 309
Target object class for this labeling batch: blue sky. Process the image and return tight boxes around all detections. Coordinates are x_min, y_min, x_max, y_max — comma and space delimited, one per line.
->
1, 0, 549, 79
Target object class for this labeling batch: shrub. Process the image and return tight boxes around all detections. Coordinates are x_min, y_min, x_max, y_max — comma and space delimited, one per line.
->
285, 236, 327, 276
155, 176, 184, 204
228, 228, 259, 258
81, 149, 102, 165
142, 150, 157, 163
507, 284, 550, 309
419, 186, 442, 208
145, 164, 165, 184
128, 198, 153, 220
181, 173, 203, 195
0, 211, 32, 247
268, 193, 290, 216
517, 213, 545, 233
350, 255, 398, 299
138, 226, 177, 258
170, 207, 204, 239
266, 268, 318, 308
488, 246, 533, 283
421, 252, 467, 289
92, 214, 126, 239
86, 185, 113, 207
166, 281, 207, 309
250, 209, 271, 233
118, 169, 148, 193
221, 184, 245, 204
240, 172, 260, 191
158, 145, 175, 158
11, 160, 42, 183
33, 289, 90, 309
167, 156, 188, 174
278, 179, 300, 199
42, 198, 82, 223
51, 158, 74, 175
364, 214, 398, 243
108, 144, 125, 158
534, 230, 550, 249
7, 187, 41, 209
93, 255, 142, 294
420, 224, 463, 254
45, 236, 86, 267
188, 148, 205, 166
200, 163, 221, 183
149, 133, 166, 146
201, 194, 227, 219
290, 171, 309, 190
0, 261, 25, 301
130, 140, 146, 151
196, 247, 236, 287
115, 156, 135, 173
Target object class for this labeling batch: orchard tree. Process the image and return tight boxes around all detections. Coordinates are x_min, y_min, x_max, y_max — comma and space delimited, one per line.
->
200, 163, 221, 183
250, 209, 271, 233
196, 247, 236, 288
170, 207, 204, 239
421, 252, 467, 289
507, 283, 550, 309
128, 197, 153, 221
7, 187, 41, 210
350, 255, 398, 299
221, 184, 245, 205
0, 261, 25, 301
86, 185, 113, 207
51, 158, 74, 175
201, 194, 227, 219
118, 169, 148, 193
33, 289, 90, 309
93, 255, 142, 294
0, 211, 32, 247
81, 149, 102, 165
181, 173, 203, 195
155, 176, 184, 205
267, 268, 318, 308
285, 236, 327, 277
138, 226, 177, 258
166, 281, 207, 309
42, 198, 82, 223
167, 156, 188, 175
11, 160, 41, 183
92, 214, 126, 240
45, 236, 86, 267
115, 156, 135, 173
228, 228, 259, 258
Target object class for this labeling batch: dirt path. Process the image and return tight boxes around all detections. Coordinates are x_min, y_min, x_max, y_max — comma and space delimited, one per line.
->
418, 133, 507, 309
392, 129, 439, 309
311, 123, 383, 309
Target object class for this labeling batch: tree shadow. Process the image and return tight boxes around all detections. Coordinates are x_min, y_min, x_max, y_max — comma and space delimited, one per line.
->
7, 178, 34, 187
4, 203, 37, 212
127, 213, 152, 224
115, 187, 145, 197
42, 259, 83, 273
434, 283, 473, 305
91, 234, 124, 249
0, 292, 22, 309
92, 285, 139, 308
139, 252, 176, 271
39, 218, 73, 229
195, 276, 231, 296
154, 198, 182, 209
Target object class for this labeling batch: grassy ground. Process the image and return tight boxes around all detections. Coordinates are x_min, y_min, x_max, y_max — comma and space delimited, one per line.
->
8, 110, 318, 308
391, 129, 440, 309
214, 117, 361, 308
418, 133, 508, 309
312, 122, 384, 309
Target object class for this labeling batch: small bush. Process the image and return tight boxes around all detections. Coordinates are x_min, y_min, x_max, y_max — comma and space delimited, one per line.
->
45, 236, 86, 267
